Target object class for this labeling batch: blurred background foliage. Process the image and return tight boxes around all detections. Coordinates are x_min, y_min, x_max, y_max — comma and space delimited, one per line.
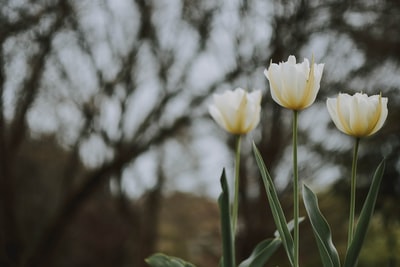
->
0, 0, 399, 266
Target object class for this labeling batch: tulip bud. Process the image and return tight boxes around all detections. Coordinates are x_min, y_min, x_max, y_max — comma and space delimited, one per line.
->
264, 55, 324, 110
209, 88, 262, 135
326, 92, 388, 137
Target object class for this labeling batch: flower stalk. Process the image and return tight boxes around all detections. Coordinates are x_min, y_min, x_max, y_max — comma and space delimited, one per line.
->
293, 110, 299, 267
232, 134, 242, 234
348, 137, 360, 248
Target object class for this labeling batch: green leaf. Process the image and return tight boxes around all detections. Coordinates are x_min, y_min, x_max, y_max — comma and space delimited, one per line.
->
302, 184, 340, 267
218, 169, 235, 267
238, 238, 281, 267
252, 143, 294, 266
238, 218, 303, 267
344, 160, 385, 267
145, 253, 196, 267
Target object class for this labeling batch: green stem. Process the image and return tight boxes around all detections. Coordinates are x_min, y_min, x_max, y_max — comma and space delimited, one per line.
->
231, 135, 241, 267
348, 137, 360, 248
232, 135, 242, 235
293, 110, 299, 267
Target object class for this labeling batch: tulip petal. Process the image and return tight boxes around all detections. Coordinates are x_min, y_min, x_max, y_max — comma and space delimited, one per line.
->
307, 62, 324, 107
282, 63, 300, 108
300, 57, 314, 109
209, 105, 230, 131
336, 94, 353, 134
368, 96, 388, 136
327, 97, 349, 134
265, 66, 291, 108
241, 90, 262, 132
361, 94, 380, 135
349, 94, 365, 136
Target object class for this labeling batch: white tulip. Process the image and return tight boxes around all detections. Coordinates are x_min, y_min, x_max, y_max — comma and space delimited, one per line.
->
327, 92, 388, 137
209, 88, 262, 135
264, 55, 324, 110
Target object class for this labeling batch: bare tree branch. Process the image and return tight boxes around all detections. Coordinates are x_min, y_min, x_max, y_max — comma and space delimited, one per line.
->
9, 0, 72, 155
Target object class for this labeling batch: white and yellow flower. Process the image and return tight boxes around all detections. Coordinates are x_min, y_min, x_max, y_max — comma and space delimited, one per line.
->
209, 88, 262, 135
326, 92, 388, 137
264, 55, 324, 110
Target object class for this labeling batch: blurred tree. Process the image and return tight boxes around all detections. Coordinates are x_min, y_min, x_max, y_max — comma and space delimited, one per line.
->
0, 0, 228, 266
0, 0, 399, 267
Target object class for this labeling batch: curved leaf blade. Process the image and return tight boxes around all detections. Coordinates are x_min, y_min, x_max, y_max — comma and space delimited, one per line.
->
218, 169, 235, 267
252, 143, 294, 266
344, 160, 385, 267
145, 253, 196, 267
302, 184, 340, 267
238, 238, 281, 267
